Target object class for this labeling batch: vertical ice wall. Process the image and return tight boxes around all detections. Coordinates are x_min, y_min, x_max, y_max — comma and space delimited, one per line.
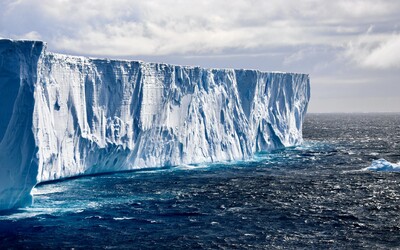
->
0, 39, 310, 210
0, 40, 43, 209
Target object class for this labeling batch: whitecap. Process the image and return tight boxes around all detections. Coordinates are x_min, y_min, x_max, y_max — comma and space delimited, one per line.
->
0, 207, 62, 221
31, 186, 68, 196
175, 164, 209, 170
113, 217, 135, 220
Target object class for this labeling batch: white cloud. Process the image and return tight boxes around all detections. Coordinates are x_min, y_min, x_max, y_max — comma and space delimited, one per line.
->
362, 35, 400, 69
17, 31, 42, 40
283, 49, 309, 65
1, 0, 399, 57
345, 29, 400, 69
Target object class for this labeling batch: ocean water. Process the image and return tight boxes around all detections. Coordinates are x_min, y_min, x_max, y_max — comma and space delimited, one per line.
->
1, 113, 399, 249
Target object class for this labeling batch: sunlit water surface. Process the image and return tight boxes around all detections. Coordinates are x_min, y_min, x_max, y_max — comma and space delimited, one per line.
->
1, 113, 400, 249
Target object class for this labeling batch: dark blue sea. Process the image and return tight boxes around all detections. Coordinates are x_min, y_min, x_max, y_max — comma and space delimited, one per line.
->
1, 113, 400, 249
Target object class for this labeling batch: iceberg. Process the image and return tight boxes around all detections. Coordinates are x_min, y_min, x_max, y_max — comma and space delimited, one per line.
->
0, 39, 310, 210
366, 158, 400, 172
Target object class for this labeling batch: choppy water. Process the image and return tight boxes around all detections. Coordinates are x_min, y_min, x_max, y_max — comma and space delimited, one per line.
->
1, 113, 400, 249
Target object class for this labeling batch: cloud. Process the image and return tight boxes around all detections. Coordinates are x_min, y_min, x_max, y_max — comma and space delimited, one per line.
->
1, 0, 399, 57
17, 31, 42, 40
345, 27, 400, 69
283, 50, 306, 65
362, 35, 400, 69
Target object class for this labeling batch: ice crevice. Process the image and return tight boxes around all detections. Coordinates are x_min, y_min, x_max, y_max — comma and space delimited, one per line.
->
0, 39, 310, 210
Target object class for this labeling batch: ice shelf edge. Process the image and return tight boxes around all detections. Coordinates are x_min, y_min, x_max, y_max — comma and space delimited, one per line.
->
0, 39, 310, 210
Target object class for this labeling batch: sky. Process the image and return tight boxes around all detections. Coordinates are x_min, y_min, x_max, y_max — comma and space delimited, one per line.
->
0, 0, 399, 113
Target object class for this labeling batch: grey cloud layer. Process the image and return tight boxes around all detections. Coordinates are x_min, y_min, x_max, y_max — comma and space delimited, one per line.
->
1, 0, 399, 68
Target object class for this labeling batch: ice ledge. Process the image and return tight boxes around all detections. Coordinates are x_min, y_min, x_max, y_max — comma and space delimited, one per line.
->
0, 39, 310, 210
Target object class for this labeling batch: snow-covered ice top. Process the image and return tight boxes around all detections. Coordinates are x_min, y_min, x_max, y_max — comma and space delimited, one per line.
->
0, 39, 310, 210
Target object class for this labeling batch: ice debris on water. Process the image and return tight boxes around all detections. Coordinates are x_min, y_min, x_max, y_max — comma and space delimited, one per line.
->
366, 158, 400, 172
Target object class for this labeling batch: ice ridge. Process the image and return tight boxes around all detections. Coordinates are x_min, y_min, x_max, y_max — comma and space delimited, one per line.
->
0, 39, 310, 210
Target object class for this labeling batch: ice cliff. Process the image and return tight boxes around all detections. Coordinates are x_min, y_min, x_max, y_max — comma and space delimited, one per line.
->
0, 39, 310, 210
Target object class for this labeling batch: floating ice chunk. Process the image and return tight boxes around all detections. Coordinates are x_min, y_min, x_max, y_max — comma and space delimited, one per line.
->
366, 158, 400, 172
